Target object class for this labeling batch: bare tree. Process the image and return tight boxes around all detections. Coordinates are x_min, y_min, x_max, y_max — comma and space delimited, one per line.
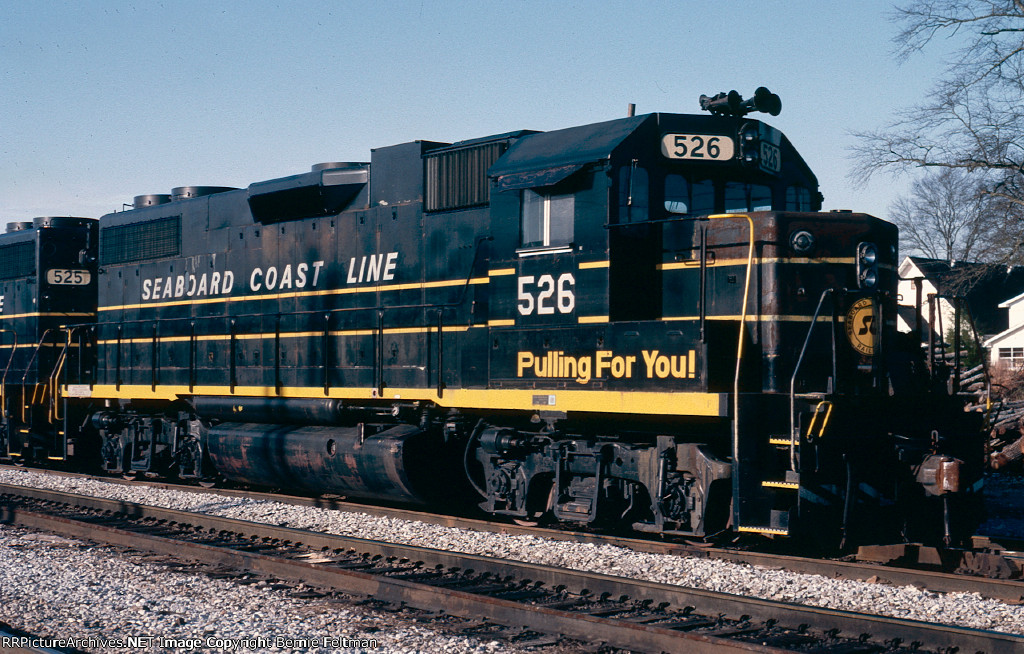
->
890, 167, 1021, 262
852, 1, 1024, 215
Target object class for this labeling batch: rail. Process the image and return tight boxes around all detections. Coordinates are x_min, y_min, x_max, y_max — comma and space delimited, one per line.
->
6, 465, 1024, 602
4, 483, 1023, 654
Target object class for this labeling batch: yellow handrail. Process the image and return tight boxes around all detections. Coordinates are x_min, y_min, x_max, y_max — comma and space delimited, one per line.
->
19, 329, 66, 423
806, 400, 834, 439
24, 383, 46, 423
49, 342, 69, 423
705, 213, 755, 491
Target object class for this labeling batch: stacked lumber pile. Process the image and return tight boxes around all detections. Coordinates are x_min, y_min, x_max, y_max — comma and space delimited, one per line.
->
955, 362, 1024, 470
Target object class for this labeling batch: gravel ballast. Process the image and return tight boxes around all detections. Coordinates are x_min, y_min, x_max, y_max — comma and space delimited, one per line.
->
2, 467, 1024, 642
0, 526, 522, 654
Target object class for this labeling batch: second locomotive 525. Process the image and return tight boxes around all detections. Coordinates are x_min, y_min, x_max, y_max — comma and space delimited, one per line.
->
0, 88, 982, 548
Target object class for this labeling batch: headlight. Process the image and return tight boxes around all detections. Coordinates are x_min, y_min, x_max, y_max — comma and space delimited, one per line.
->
790, 230, 815, 254
860, 243, 877, 266
857, 242, 879, 290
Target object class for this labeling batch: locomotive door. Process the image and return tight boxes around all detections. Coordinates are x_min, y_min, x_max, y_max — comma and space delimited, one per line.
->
609, 162, 661, 321
374, 202, 434, 393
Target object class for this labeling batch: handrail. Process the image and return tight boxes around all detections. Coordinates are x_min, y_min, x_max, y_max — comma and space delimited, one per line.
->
229, 319, 237, 393
189, 321, 197, 393
67, 234, 496, 339
704, 214, 755, 490
69, 236, 495, 397
436, 309, 445, 397
73, 235, 495, 338
699, 223, 708, 342
150, 323, 158, 391
48, 337, 69, 424
0, 328, 17, 417
272, 315, 281, 395
375, 311, 384, 398
49, 325, 89, 425
788, 289, 836, 471
322, 312, 331, 394
20, 329, 64, 423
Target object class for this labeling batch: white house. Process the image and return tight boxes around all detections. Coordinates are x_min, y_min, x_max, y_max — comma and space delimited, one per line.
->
897, 257, 1024, 364
897, 257, 964, 339
984, 291, 1024, 371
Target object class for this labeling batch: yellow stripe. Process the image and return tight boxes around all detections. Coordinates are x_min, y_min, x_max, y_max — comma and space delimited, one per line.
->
761, 481, 799, 489
89, 314, 842, 340
99, 276, 490, 312
658, 256, 855, 270
664, 314, 842, 323
84, 384, 729, 417
737, 526, 789, 536
578, 260, 610, 269
0, 312, 95, 320
659, 257, 896, 273
96, 325, 472, 346
488, 268, 516, 276
768, 438, 792, 446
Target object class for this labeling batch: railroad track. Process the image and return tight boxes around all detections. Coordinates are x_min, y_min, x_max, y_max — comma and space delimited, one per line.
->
1, 484, 1023, 654
0, 622, 83, 654
4, 465, 1024, 604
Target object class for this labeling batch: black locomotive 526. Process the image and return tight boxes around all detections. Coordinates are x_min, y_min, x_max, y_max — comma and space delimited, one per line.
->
0, 89, 983, 548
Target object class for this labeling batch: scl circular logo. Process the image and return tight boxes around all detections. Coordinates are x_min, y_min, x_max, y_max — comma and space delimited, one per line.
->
845, 298, 877, 356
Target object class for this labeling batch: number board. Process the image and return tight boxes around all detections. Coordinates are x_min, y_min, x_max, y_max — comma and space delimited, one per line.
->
46, 269, 91, 286
661, 134, 735, 162
759, 142, 781, 174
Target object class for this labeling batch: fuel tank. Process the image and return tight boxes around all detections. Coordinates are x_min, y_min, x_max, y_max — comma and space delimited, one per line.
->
205, 422, 435, 504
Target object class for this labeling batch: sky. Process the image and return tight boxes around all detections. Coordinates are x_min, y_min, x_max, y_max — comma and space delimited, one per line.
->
0, 1, 955, 228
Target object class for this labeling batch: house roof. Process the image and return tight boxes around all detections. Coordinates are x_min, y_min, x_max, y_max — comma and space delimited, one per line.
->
999, 290, 1024, 309
899, 256, 1024, 334
984, 321, 1024, 348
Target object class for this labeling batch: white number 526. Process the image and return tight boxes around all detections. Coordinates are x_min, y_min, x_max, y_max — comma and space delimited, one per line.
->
518, 273, 575, 315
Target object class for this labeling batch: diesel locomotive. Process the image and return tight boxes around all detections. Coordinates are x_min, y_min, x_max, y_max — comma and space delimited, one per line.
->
0, 89, 984, 548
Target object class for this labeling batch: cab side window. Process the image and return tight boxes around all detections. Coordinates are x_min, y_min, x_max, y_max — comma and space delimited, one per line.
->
787, 186, 811, 211
665, 174, 714, 216
618, 163, 649, 223
724, 182, 772, 213
521, 189, 574, 248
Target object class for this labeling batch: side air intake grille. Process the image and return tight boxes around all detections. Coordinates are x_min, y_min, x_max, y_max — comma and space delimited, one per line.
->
101, 215, 181, 264
0, 242, 35, 279
425, 142, 506, 212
